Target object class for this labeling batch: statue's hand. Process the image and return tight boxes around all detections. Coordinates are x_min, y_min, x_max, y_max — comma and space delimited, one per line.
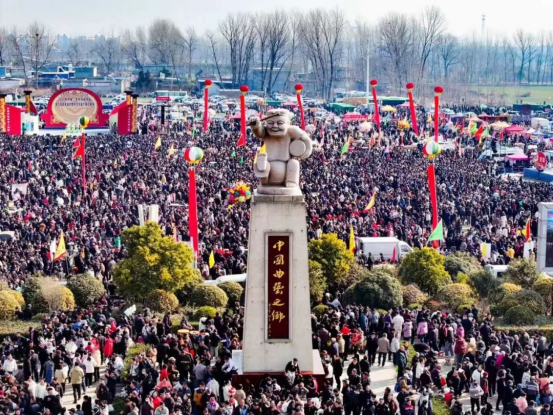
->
248, 116, 260, 126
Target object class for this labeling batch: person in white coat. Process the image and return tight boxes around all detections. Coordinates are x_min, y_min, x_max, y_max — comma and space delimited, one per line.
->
83, 355, 96, 387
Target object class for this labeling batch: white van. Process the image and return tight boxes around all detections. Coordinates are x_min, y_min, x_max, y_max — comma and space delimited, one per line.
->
484, 264, 508, 278
357, 237, 413, 261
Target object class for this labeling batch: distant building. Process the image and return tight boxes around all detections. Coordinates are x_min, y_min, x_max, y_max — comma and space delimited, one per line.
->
74, 67, 98, 79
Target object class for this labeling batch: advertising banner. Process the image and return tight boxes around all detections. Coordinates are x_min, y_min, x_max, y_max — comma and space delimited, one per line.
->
117, 104, 134, 135
267, 234, 290, 340
5, 104, 22, 135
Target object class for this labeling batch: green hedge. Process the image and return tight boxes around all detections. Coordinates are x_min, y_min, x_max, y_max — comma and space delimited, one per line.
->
495, 324, 553, 339
217, 281, 244, 305
0, 320, 41, 340
189, 285, 228, 308
144, 290, 179, 313
122, 344, 150, 380
193, 306, 217, 320
66, 274, 105, 307
505, 306, 536, 325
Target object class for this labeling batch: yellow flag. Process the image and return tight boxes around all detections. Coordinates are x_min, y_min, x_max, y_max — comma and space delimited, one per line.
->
54, 232, 67, 262
155, 136, 162, 151
364, 192, 376, 212
209, 251, 215, 268
259, 143, 267, 154
481, 243, 487, 258
168, 143, 175, 157
61, 133, 67, 143
349, 224, 355, 253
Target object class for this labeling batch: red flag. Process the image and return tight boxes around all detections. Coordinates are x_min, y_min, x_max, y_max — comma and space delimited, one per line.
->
29, 99, 37, 115
189, 169, 199, 256
392, 247, 397, 262
526, 218, 531, 242
475, 125, 484, 139
370, 80, 380, 132
203, 79, 212, 132
237, 85, 249, 147
433, 86, 444, 142
72, 137, 81, 150
406, 83, 419, 136
295, 84, 305, 130
499, 129, 504, 141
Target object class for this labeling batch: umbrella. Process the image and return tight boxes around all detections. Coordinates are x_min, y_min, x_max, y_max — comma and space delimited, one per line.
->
505, 125, 525, 134
381, 105, 396, 112
359, 122, 373, 133
490, 121, 510, 130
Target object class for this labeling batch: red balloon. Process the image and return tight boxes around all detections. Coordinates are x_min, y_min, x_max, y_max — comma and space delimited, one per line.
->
240, 85, 250, 93
370, 79, 378, 87
406, 82, 415, 90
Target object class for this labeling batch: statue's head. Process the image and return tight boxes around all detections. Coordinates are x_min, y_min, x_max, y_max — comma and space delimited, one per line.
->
264, 109, 291, 138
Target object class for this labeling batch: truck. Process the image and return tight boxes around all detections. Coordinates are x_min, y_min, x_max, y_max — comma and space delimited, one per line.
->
357, 237, 413, 261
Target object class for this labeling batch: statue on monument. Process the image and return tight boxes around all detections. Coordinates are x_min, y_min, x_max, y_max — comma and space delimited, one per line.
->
249, 109, 313, 195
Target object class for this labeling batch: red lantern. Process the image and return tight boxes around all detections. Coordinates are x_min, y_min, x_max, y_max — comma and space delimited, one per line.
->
370, 79, 378, 87
237, 85, 249, 147
294, 83, 305, 130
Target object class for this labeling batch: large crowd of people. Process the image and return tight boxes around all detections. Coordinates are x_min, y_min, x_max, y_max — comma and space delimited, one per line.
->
0, 106, 545, 290
0, 102, 551, 415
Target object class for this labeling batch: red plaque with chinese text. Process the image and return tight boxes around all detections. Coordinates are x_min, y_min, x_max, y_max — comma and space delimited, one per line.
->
267, 235, 290, 339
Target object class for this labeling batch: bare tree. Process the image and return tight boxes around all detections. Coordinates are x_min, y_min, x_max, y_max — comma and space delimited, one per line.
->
513, 29, 534, 84
283, 12, 301, 91
0, 28, 10, 66
438, 34, 459, 79
418, 6, 445, 80
67, 39, 87, 67
219, 14, 256, 87
254, 14, 271, 92
9, 22, 56, 87
378, 13, 415, 92
205, 31, 223, 83
182, 27, 199, 79
121, 27, 149, 71
148, 19, 183, 83
91, 34, 120, 75
265, 11, 290, 94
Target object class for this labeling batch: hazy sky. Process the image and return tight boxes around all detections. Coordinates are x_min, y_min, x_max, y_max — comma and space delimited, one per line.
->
1, 0, 551, 38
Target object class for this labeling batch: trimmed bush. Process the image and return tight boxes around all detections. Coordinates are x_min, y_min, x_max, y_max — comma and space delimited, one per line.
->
66, 274, 105, 307
194, 306, 217, 320
505, 258, 540, 288
436, 283, 477, 310
144, 290, 179, 313
494, 289, 546, 316
505, 306, 536, 325
407, 303, 422, 310
469, 269, 500, 298
59, 287, 76, 311
312, 305, 329, 318
343, 270, 402, 309
425, 300, 444, 311
22, 275, 43, 305
456, 273, 469, 284
217, 281, 244, 306
444, 252, 482, 280
0, 291, 19, 320
534, 277, 553, 315
489, 282, 522, 303
6, 291, 25, 308
401, 284, 427, 307
373, 263, 398, 279
399, 248, 451, 295
0, 281, 10, 291
189, 285, 228, 308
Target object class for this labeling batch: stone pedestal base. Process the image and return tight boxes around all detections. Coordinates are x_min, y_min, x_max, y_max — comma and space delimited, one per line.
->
232, 350, 325, 388
241, 191, 313, 373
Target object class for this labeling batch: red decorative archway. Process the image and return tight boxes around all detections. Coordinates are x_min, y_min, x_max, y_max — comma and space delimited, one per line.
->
41, 88, 109, 128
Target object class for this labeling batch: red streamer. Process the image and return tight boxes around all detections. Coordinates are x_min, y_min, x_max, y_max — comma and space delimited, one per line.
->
434, 95, 439, 143
428, 164, 439, 248
81, 131, 86, 192
189, 168, 199, 256
372, 88, 380, 131
238, 94, 247, 147
297, 93, 305, 130
408, 91, 419, 136
203, 87, 209, 132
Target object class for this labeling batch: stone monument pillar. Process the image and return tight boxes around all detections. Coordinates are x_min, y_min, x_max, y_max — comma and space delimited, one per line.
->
238, 109, 320, 375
